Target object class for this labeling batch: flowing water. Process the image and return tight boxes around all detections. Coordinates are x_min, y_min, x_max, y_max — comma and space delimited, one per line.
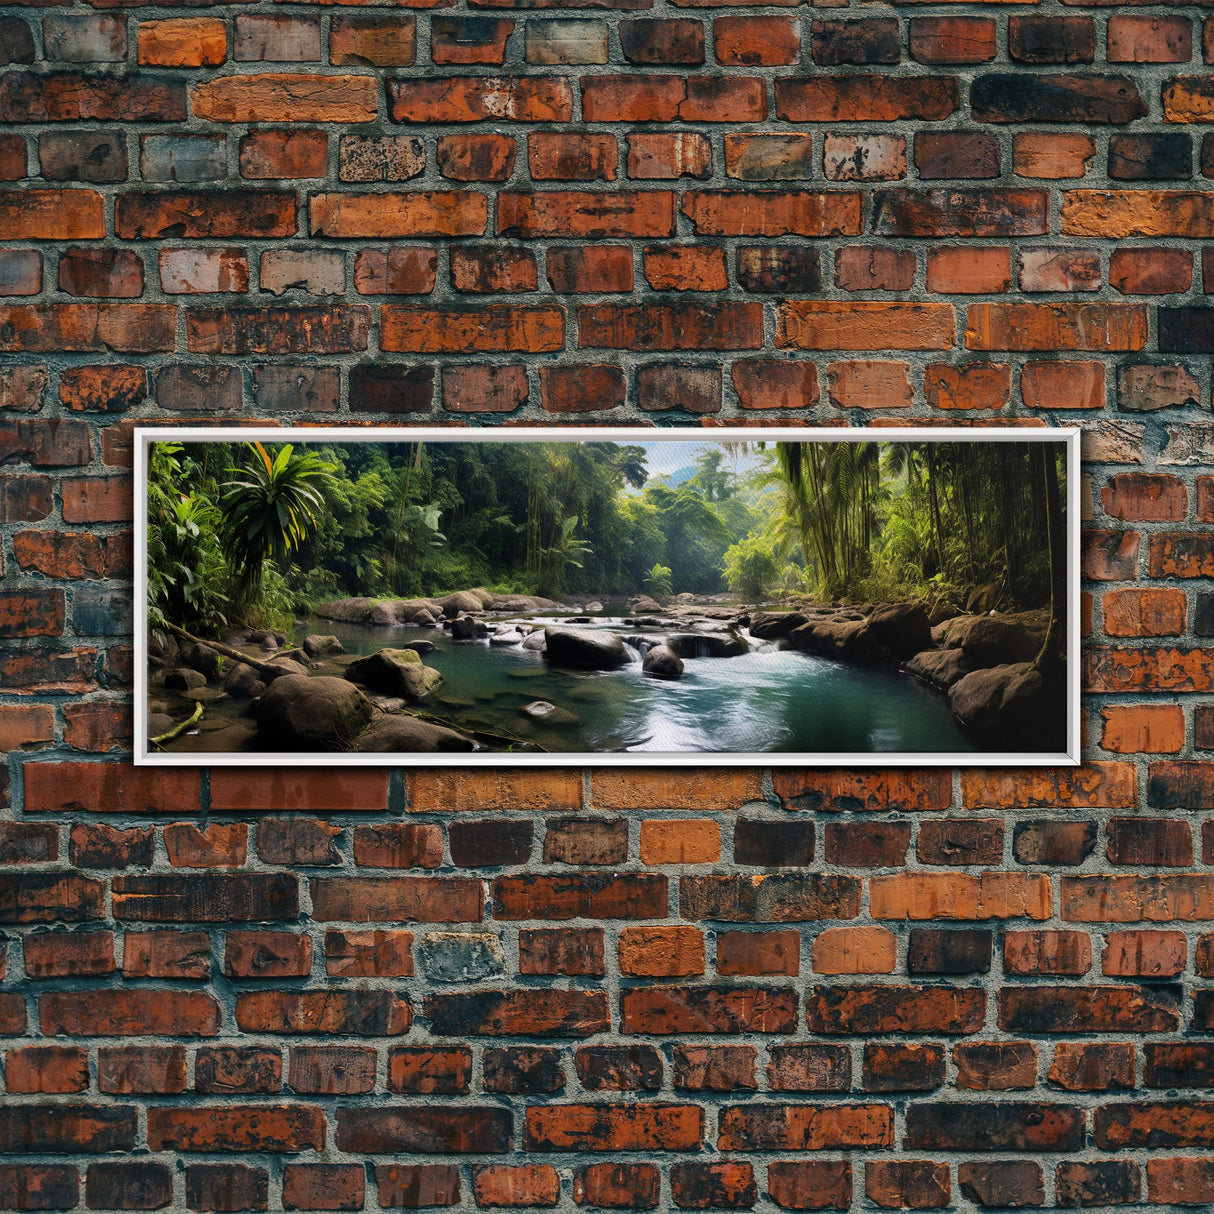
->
275, 614, 979, 755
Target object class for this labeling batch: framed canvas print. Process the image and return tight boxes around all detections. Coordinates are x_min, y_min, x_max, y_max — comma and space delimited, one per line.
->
134, 425, 1080, 767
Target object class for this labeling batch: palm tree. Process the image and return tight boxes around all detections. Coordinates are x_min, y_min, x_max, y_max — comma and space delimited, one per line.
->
220, 441, 334, 606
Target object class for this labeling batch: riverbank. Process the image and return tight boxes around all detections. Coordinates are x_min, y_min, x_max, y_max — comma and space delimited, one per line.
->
146, 589, 1066, 757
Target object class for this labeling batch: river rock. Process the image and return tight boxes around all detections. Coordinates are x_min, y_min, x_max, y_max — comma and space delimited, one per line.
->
865, 602, 932, 661
544, 626, 631, 669
490, 630, 525, 646
585, 601, 604, 613
257, 674, 375, 750
491, 593, 563, 612
904, 647, 975, 691
630, 595, 663, 614
317, 598, 377, 622
942, 610, 1048, 666
404, 639, 437, 656
353, 714, 475, 752
948, 660, 1065, 748
165, 667, 207, 691
522, 631, 546, 652
304, 634, 344, 657
442, 590, 486, 616
262, 657, 309, 683
148, 712, 175, 737
260, 635, 279, 651
345, 648, 443, 701
370, 601, 400, 626
183, 642, 221, 679
669, 631, 750, 659
450, 614, 488, 640
147, 636, 179, 669
411, 608, 436, 626
643, 643, 683, 680
222, 662, 267, 699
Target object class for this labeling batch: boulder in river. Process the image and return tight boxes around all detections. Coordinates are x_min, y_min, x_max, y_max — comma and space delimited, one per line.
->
222, 662, 267, 700
404, 639, 437, 656
948, 661, 1065, 748
411, 608, 437, 626
261, 657, 310, 683
450, 614, 488, 640
345, 648, 443, 701
630, 595, 663, 614
442, 590, 488, 617
668, 630, 750, 659
865, 602, 932, 662
164, 667, 207, 691
904, 647, 975, 692
317, 597, 377, 622
303, 634, 344, 658
353, 714, 475, 752
543, 626, 631, 670
490, 630, 525, 646
940, 610, 1048, 666
642, 643, 684, 680
522, 631, 546, 652
183, 642, 222, 679
257, 674, 375, 750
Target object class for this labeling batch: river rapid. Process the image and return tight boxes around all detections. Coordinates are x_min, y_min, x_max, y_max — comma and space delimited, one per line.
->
279, 613, 979, 756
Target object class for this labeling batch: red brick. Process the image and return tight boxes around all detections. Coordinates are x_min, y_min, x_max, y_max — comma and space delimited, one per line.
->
41, 989, 220, 1037
826, 360, 912, 410
627, 132, 711, 180
579, 302, 759, 351
683, 190, 859, 237
643, 245, 727, 292
925, 362, 1009, 411
5, 1045, 88, 1094
388, 1047, 471, 1094
776, 75, 956, 122
124, 930, 211, 979
1109, 15, 1192, 62
149, 1105, 324, 1153
1019, 247, 1102, 293
732, 360, 818, 410
226, 931, 313, 979
210, 770, 388, 812
1110, 247, 1193, 295
1101, 704, 1186, 754
283, 1164, 364, 1212
714, 16, 799, 65
1102, 589, 1187, 640
865, 1161, 950, 1210
474, 1165, 560, 1209
526, 1104, 703, 1152
138, 18, 226, 66
0, 189, 104, 240
288, 1048, 374, 1096
163, 821, 248, 868
325, 929, 414, 978
240, 129, 327, 179
926, 246, 1011, 294
767, 1162, 851, 1211
381, 304, 561, 353
528, 131, 616, 181
0, 305, 174, 354
376, 1164, 460, 1209
353, 246, 436, 296
573, 1162, 659, 1209
1021, 360, 1105, 410
390, 76, 570, 123
909, 17, 995, 64
432, 16, 510, 64
539, 364, 624, 414
436, 133, 516, 182
451, 246, 537, 294
117, 190, 295, 239
835, 247, 915, 292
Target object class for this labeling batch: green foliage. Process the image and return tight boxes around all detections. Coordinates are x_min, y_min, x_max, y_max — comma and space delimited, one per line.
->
220, 441, 335, 607
643, 563, 673, 598
722, 533, 781, 601
146, 442, 228, 639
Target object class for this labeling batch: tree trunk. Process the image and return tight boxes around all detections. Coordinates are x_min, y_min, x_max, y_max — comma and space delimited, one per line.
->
1034, 444, 1066, 673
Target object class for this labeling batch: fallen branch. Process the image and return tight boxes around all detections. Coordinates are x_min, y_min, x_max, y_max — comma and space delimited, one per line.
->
164, 622, 288, 679
151, 699, 203, 748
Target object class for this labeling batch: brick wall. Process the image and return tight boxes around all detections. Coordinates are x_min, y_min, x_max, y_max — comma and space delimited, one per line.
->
3, 0, 1214, 1209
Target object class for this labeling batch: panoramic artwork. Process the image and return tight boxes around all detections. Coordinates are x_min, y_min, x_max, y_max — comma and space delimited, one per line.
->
136, 428, 1077, 765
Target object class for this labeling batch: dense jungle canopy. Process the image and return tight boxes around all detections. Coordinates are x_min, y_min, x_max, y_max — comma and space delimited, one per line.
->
147, 437, 1067, 639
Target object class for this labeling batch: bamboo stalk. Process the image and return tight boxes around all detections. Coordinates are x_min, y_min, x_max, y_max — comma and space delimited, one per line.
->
151, 699, 203, 748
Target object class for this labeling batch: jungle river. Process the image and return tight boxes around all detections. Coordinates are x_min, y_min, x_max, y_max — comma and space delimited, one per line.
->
268, 614, 978, 755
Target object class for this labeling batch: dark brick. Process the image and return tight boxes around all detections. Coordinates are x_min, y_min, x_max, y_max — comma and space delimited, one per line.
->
811, 19, 899, 65
733, 819, 814, 867
907, 930, 992, 975
971, 75, 1147, 124
736, 246, 821, 294
1109, 134, 1192, 181
449, 820, 533, 867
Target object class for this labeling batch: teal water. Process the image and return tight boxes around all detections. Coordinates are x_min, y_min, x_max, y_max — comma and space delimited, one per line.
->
299, 616, 978, 756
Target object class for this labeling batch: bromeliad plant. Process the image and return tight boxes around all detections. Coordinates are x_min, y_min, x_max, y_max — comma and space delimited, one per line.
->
220, 442, 335, 610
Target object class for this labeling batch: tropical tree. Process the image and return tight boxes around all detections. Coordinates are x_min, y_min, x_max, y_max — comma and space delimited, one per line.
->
220, 442, 334, 607
643, 563, 674, 598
